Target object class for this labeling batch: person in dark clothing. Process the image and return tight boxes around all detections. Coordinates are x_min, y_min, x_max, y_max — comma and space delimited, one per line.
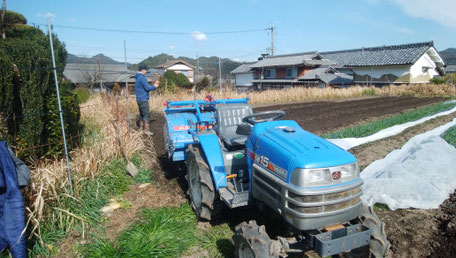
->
135, 64, 159, 135
0, 141, 29, 258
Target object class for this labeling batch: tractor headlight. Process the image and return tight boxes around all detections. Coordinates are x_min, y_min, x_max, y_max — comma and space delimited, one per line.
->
290, 168, 331, 188
290, 162, 359, 188
340, 163, 359, 181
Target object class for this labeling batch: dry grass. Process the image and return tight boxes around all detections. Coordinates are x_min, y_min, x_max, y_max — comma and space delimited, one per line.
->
24, 93, 155, 246
146, 83, 456, 110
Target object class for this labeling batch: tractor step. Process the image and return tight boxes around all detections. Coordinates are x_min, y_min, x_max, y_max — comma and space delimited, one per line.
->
219, 187, 249, 208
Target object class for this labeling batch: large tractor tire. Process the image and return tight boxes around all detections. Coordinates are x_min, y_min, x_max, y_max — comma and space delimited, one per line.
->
233, 220, 286, 258
347, 205, 391, 258
186, 145, 216, 221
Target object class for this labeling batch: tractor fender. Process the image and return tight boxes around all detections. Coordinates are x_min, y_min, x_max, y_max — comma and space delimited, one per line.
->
195, 133, 227, 190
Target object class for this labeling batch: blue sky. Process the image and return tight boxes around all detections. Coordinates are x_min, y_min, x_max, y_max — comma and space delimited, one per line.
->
9, 0, 456, 63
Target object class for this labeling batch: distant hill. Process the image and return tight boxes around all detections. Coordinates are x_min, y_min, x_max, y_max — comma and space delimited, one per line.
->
132, 53, 241, 79
67, 53, 128, 65
439, 48, 456, 65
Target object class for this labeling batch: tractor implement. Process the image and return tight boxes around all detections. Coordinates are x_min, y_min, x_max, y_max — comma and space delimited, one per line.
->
163, 97, 390, 257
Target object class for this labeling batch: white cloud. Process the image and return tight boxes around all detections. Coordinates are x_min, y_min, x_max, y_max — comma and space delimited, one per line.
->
191, 31, 207, 41
37, 12, 56, 19
168, 44, 176, 49
391, 0, 456, 28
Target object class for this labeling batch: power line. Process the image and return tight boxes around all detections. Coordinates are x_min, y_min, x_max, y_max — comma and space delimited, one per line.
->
39, 23, 267, 35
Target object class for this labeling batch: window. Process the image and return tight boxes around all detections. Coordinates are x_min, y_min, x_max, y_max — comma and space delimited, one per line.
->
181, 70, 189, 77
265, 69, 276, 78
286, 68, 297, 78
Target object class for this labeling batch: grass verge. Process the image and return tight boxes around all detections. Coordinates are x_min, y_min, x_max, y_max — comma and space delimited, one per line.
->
323, 101, 456, 139
28, 157, 134, 256
82, 204, 197, 257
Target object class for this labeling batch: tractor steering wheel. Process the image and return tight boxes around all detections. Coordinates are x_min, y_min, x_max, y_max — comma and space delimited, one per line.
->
242, 110, 285, 125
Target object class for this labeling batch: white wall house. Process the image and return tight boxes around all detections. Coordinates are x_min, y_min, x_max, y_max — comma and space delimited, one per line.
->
155, 59, 195, 83
322, 41, 445, 85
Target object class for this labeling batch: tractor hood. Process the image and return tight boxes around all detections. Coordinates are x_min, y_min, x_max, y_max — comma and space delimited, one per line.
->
250, 120, 356, 179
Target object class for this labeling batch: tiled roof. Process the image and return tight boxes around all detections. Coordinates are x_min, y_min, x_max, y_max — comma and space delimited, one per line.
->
320, 41, 438, 67
445, 65, 456, 73
155, 59, 195, 69
231, 62, 255, 74
250, 52, 332, 68
63, 63, 134, 84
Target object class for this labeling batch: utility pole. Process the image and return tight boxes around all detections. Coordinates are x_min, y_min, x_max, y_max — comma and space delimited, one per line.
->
124, 40, 130, 131
98, 56, 103, 93
196, 52, 199, 83
48, 18, 73, 196
268, 26, 275, 56
218, 57, 222, 91
1, 0, 6, 39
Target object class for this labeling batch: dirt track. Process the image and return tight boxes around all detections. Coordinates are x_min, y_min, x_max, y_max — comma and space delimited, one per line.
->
148, 96, 454, 257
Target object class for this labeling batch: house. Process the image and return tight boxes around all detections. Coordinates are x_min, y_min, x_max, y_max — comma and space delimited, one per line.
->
231, 62, 255, 91
320, 41, 445, 85
63, 63, 132, 89
155, 59, 195, 83
248, 52, 334, 89
231, 41, 446, 90
63, 63, 161, 93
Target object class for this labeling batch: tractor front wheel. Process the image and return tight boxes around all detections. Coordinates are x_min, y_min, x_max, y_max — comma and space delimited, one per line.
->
347, 204, 391, 258
186, 145, 216, 221
233, 220, 286, 258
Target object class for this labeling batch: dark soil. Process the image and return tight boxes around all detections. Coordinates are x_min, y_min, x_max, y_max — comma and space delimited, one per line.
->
254, 96, 444, 135
430, 191, 456, 257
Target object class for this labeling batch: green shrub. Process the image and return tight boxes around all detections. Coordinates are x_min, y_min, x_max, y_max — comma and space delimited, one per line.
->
160, 70, 191, 89
430, 77, 446, 84
74, 87, 90, 104
362, 87, 376, 96
0, 10, 80, 159
442, 125, 456, 147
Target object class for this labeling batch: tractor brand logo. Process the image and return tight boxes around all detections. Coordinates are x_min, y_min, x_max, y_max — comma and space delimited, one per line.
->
173, 125, 190, 131
332, 171, 342, 180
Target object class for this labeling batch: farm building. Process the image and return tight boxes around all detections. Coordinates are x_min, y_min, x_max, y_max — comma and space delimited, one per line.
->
63, 63, 131, 89
63, 63, 161, 92
155, 59, 195, 83
232, 41, 446, 90
230, 62, 255, 91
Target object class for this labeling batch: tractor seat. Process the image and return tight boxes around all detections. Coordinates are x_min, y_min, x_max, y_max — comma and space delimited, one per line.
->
216, 104, 253, 147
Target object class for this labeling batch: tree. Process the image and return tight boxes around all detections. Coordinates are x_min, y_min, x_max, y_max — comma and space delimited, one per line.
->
0, 11, 80, 159
195, 76, 210, 91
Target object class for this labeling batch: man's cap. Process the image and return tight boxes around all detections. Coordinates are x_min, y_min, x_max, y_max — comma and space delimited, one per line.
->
138, 64, 148, 71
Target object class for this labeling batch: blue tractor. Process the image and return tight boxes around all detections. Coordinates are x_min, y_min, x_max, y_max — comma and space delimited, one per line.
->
163, 98, 389, 257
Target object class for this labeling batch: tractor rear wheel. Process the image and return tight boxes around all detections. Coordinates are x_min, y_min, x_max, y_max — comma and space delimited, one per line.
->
233, 220, 285, 258
347, 204, 390, 258
186, 145, 216, 221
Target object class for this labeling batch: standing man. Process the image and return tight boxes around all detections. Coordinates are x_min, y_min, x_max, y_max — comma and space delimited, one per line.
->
135, 64, 159, 135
